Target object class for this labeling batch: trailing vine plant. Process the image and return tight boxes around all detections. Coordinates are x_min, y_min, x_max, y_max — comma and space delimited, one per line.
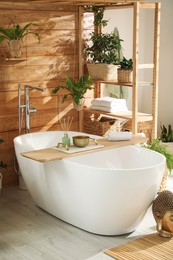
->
84, 5, 108, 28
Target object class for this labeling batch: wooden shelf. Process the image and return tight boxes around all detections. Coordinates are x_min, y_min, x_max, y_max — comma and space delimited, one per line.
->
95, 81, 153, 87
5, 58, 26, 61
79, 2, 160, 139
84, 108, 153, 122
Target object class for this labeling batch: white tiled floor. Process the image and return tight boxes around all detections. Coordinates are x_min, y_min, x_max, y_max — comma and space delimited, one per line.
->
87, 176, 173, 260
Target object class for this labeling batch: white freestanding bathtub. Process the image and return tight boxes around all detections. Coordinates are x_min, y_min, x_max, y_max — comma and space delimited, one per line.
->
14, 131, 165, 235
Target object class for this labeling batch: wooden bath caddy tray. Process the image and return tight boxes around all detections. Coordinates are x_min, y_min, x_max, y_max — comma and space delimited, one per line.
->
21, 136, 147, 163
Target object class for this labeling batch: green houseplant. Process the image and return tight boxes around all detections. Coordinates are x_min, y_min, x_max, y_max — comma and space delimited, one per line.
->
0, 22, 40, 58
52, 75, 93, 111
143, 138, 173, 175
84, 6, 123, 81
85, 29, 123, 81
118, 56, 133, 83
160, 124, 173, 143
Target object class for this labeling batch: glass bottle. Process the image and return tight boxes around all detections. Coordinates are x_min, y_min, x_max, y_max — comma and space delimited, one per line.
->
62, 133, 70, 148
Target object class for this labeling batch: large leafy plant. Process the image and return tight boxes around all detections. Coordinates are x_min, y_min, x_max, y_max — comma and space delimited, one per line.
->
52, 75, 93, 105
0, 22, 40, 43
85, 31, 123, 65
0, 139, 7, 169
143, 138, 173, 174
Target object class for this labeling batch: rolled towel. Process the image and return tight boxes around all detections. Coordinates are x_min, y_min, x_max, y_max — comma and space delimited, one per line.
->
91, 96, 127, 108
107, 132, 132, 141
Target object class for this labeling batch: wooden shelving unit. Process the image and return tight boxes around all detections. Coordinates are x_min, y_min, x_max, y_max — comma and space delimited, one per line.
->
79, 2, 161, 140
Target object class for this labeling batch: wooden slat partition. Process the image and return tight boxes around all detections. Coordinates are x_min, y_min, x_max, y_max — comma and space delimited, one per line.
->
0, 3, 86, 187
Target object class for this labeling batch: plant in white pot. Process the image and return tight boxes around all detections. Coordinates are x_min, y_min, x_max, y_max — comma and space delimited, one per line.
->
52, 75, 93, 111
0, 22, 40, 58
117, 57, 133, 83
84, 6, 123, 81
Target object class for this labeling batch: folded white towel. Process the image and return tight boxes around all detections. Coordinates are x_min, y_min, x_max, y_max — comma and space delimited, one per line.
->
91, 96, 127, 108
107, 132, 132, 141
90, 105, 128, 113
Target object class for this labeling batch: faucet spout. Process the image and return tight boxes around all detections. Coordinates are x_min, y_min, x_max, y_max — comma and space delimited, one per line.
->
25, 85, 47, 92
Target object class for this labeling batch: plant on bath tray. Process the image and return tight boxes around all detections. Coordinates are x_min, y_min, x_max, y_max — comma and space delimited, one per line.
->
0, 22, 40, 58
52, 75, 93, 111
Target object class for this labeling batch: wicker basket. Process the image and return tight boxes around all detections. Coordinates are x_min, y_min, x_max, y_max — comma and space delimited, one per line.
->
87, 63, 118, 81
84, 116, 122, 137
117, 69, 132, 83
122, 120, 152, 143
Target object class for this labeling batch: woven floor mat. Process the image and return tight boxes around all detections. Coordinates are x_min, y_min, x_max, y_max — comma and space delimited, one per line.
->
104, 233, 173, 260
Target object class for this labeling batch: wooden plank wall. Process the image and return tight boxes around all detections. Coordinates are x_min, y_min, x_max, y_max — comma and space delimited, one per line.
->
0, 2, 94, 187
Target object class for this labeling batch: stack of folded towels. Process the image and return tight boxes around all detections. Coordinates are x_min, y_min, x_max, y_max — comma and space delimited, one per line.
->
90, 96, 128, 113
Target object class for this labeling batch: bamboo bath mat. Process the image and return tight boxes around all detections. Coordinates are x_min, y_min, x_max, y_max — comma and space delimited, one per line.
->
104, 233, 173, 260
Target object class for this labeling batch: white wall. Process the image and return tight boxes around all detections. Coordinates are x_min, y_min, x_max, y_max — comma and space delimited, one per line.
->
104, 0, 173, 135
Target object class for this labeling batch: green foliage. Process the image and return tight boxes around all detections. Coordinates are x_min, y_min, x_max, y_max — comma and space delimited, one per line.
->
160, 124, 173, 142
119, 57, 133, 70
142, 138, 173, 174
52, 75, 93, 105
0, 138, 7, 169
84, 5, 108, 27
0, 23, 40, 44
85, 31, 123, 65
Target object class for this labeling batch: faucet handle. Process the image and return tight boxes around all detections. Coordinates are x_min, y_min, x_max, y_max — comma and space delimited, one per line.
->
29, 105, 37, 113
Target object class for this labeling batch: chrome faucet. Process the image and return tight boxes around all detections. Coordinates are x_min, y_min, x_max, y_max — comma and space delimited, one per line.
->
18, 84, 47, 134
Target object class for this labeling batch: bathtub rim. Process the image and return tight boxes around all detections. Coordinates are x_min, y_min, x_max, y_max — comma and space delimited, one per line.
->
14, 131, 166, 172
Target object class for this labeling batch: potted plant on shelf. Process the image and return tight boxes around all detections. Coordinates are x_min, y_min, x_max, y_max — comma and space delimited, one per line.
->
117, 57, 133, 83
84, 6, 123, 81
0, 22, 40, 58
52, 75, 93, 111
0, 138, 7, 193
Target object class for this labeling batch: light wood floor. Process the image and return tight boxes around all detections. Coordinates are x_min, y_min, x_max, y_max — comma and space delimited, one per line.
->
0, 177, 172, 260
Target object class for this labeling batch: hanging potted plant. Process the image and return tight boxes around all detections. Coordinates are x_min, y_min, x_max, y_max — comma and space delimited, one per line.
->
117, 57, 133, 83
0, 22, 40, 58
84, 6, 123, 81
52, 75, 93, 111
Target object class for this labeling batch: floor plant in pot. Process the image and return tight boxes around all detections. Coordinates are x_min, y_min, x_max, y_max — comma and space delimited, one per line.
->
84, 6, 123, 81
52, 75, 93, 111
0, 138, 7, 193
160, 124, 173, 156
142, 138, 173, 192
0, 22, 40, 58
